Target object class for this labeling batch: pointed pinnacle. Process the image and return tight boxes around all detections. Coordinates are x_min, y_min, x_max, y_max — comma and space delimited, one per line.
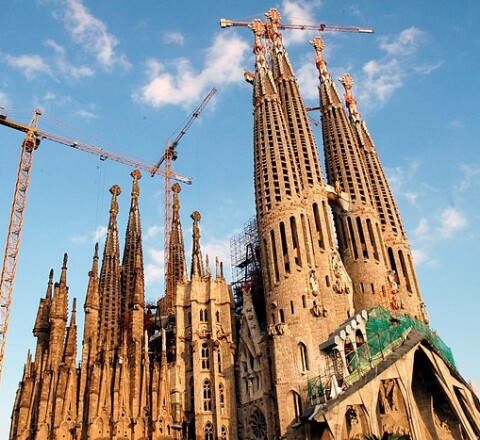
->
60, 253, 68, 285
71, 298, 77, 325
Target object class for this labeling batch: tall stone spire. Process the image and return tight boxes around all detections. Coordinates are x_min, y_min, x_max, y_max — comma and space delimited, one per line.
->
78, 243, 100, 424
265, 8, 325, 190
121, 170, 143, 323
190, 210, 204, 277
98, 185, 122, 354
250, 23, 352, 439
339, 73, 426, 320
165, 183, 187, 313
312, 37, 403, 316
63, 298, 77, 365
49, 254, 69, 369
33, 269, 53, 376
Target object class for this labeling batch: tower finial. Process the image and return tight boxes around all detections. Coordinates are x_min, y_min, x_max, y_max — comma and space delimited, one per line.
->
131, 169, 142, 207
311, 37, 329, 79
109, 184, 121, 218
172, 183, 181, 215
339, 73, 360, 119
251, 19, 267, 66
190, 211, 204, 277
265, 8, 284, 55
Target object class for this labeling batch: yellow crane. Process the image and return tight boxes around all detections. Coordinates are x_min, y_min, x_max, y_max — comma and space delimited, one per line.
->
0, 109, 191, 384
151, 87, 216, 315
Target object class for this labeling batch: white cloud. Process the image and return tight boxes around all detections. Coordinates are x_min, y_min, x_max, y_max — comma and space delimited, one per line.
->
135, 32, 249, 108
296, 56, 319, 100
455, 163, 480, 192
280, 0, 321, 45
4, 40, 94, 81
44, 39, 94, 79
62, 0, 130, 70
0, 90, 10, 108
75, 108, 98, 119
354, 27, 436, 109
5, 54, 52, 80
358, 58, 404, 107
414, 61, 443, 75
379, 27, 426, 57
414, 218, 430, 239
448, 119, 465, 130
438, 207, 467, 238
70, 224, 107, 245
145, 225, 163, 240
93, 225, 108, 242
412, 248, 428, 265
145, 247, 164, 286
162, 31, 185, 46
385, 160, 420, 194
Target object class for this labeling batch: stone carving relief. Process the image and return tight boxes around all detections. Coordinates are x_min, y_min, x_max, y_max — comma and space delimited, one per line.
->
330, 252, 353, 295
377, 379, 411, 437
387, 270, 399, 294
343, 404, 369, 440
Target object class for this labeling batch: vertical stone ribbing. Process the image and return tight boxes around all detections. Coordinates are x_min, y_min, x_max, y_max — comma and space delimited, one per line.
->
340, 73, 427, 321
312, 37, 395, 316
121, 169, 143, 327
166, 183, 187, 314
266, 9, 325, 190
251, 21, 352, 439
98, 185, 122, 354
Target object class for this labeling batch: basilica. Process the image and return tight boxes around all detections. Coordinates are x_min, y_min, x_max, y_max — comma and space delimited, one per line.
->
10, 9, 480, 440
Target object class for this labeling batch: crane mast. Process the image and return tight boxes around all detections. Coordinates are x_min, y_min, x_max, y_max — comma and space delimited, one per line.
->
0, 110, 41, 383
0, 110, 191, 385
161, 87, 217, 315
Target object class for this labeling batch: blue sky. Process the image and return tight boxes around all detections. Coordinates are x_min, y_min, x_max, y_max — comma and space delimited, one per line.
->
1, 0, 480, 433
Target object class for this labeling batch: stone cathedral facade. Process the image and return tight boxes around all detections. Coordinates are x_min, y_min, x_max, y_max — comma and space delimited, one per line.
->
10, 9, 480, 440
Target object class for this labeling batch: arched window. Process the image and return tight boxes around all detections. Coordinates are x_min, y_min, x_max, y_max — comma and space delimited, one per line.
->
292, 391, 303, 423
221, 426, 228, 440
298, 342, 309, 372
204, 421, 214, 440
219, 383, 225, 414
203, 380, 212, 411
200, 308, 208, 322
201, 343, 210, 369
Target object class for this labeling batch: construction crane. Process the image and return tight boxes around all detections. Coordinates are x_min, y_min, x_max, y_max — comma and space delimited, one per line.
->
0, 109, 191, 384
220, 9, 375, 34
151, 87, 217, 315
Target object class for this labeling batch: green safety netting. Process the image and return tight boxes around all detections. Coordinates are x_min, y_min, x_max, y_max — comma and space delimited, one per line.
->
366, 306, 456, 369
308, 306, 456, 405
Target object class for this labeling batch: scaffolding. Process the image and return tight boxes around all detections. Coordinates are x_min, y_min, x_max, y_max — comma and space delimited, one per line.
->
229, 217, 264, 321
308, 306, 456, 406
